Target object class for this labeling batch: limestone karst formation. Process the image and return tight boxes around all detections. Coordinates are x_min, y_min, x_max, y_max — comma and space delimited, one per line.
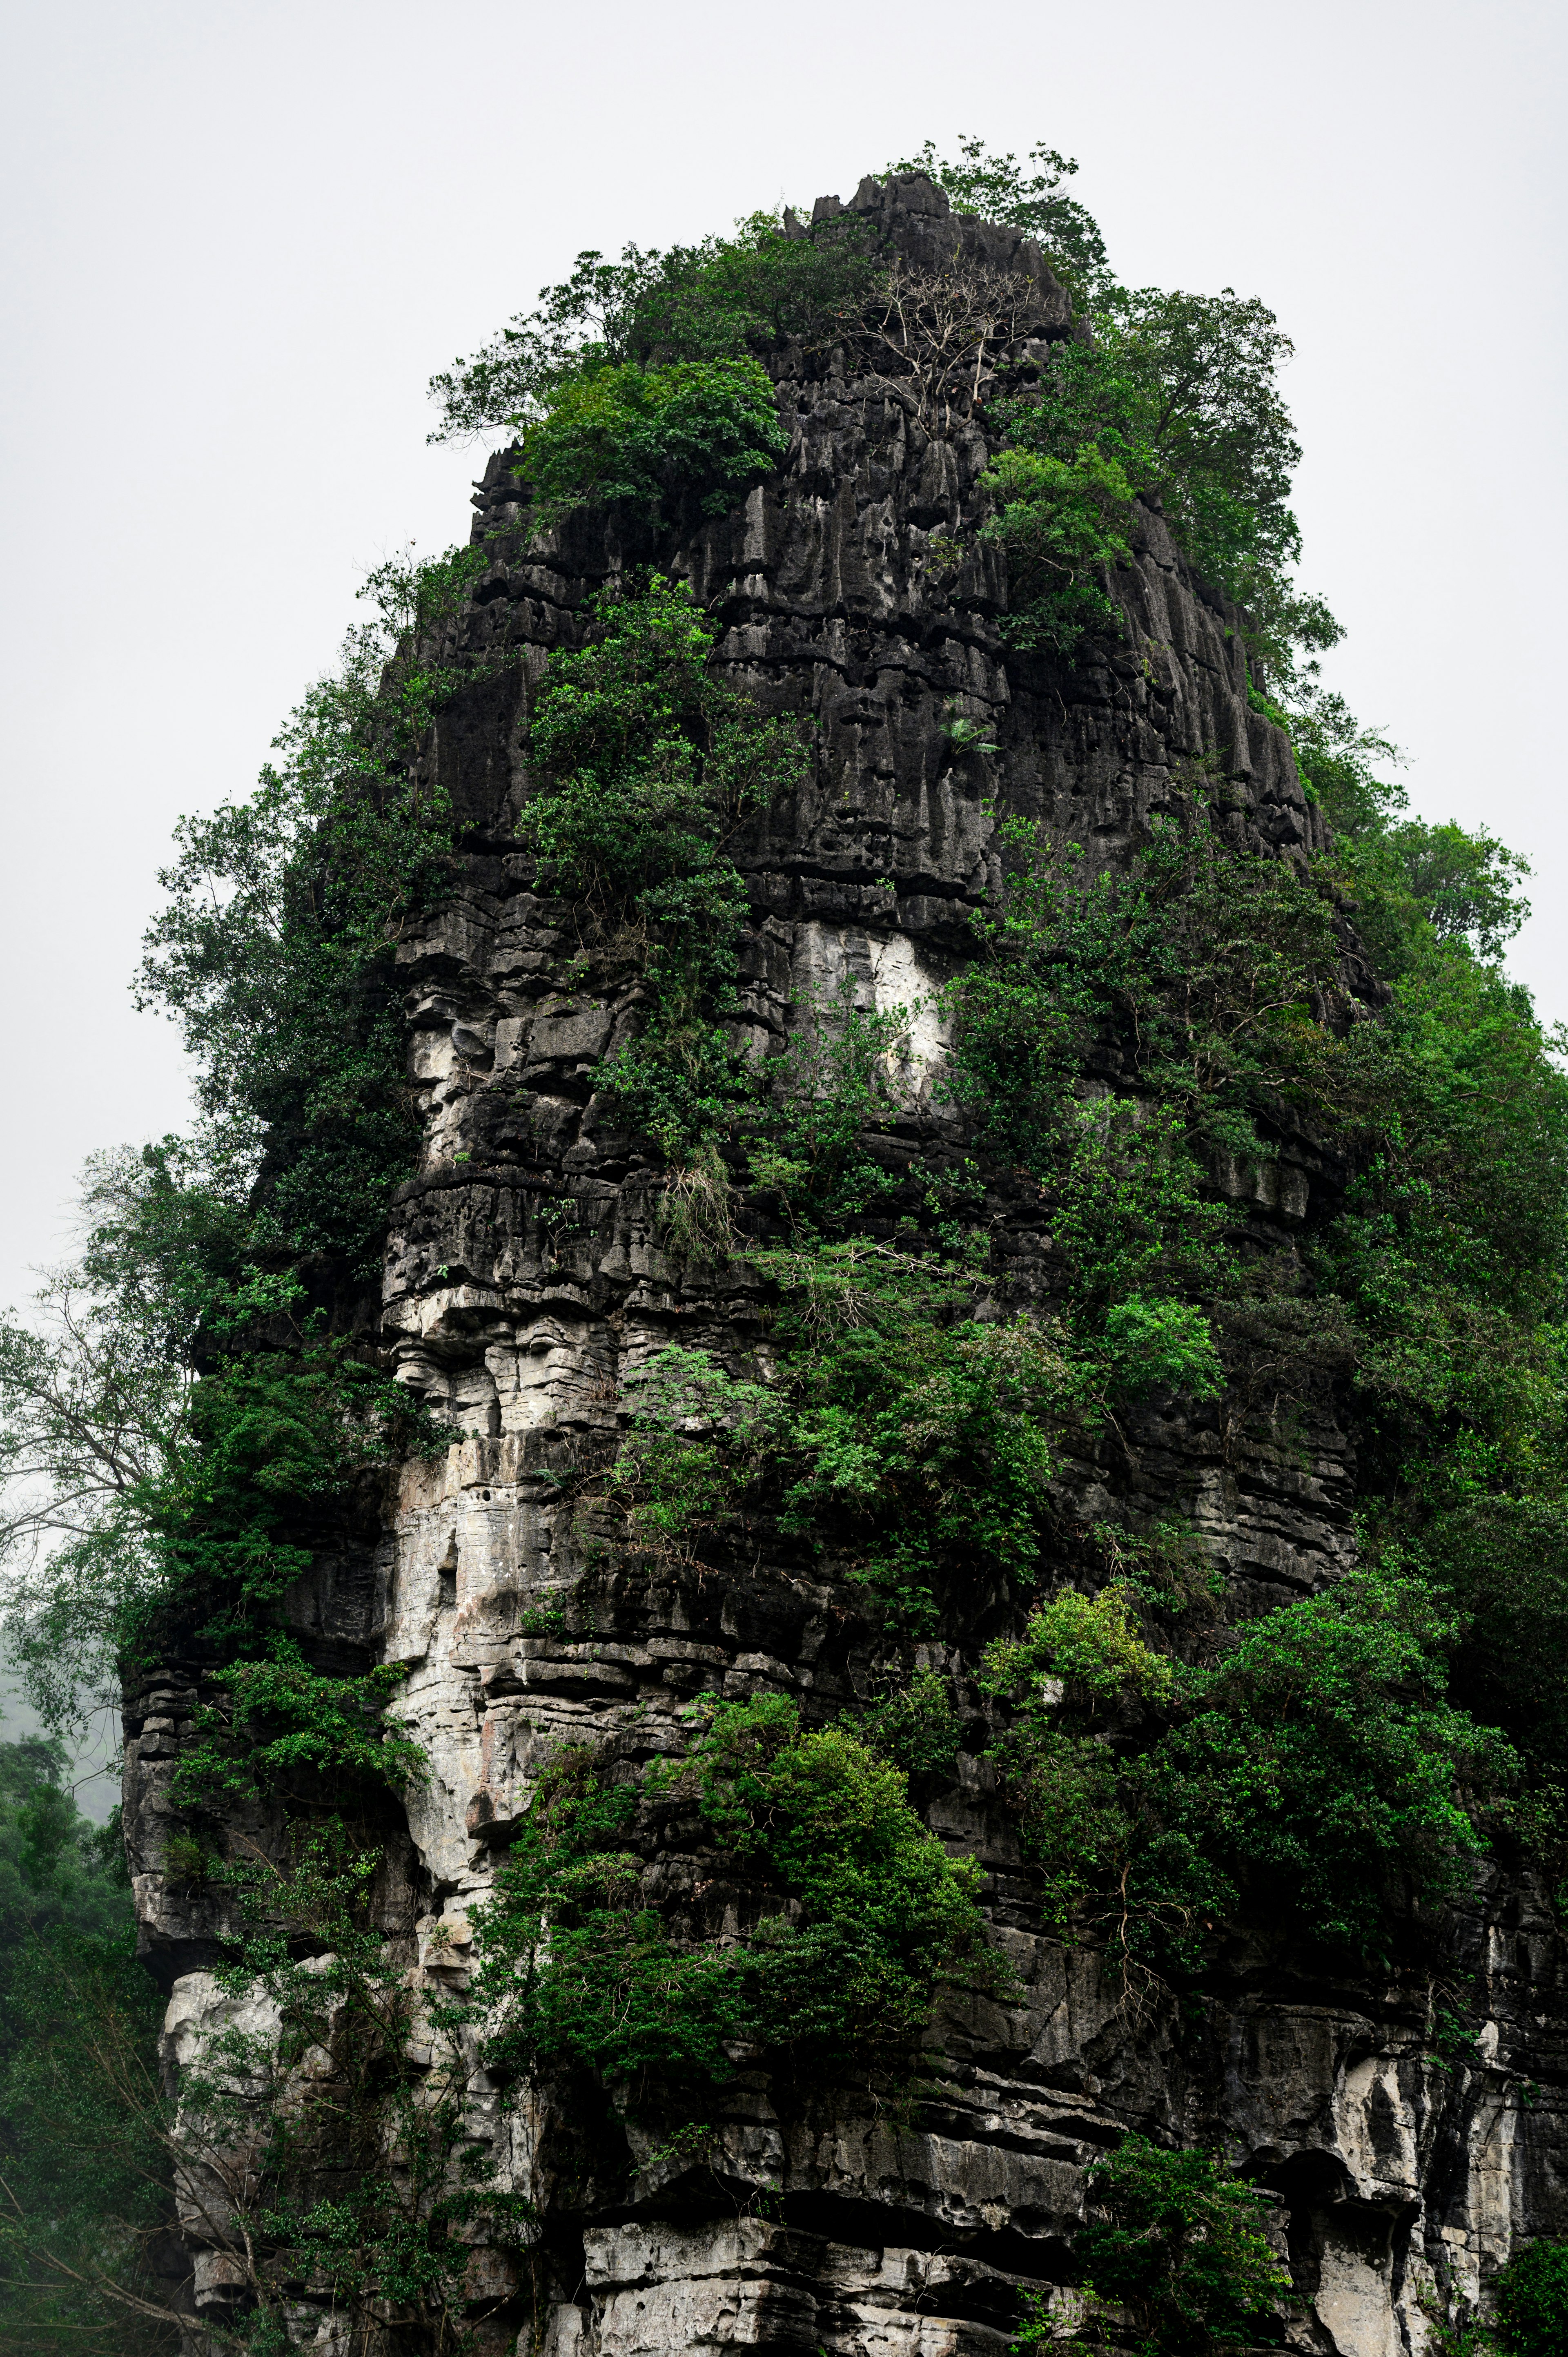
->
109, 172, 1567, 2355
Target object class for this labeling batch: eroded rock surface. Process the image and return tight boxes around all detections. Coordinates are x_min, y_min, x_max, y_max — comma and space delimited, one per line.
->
126, 174, 1567, 2354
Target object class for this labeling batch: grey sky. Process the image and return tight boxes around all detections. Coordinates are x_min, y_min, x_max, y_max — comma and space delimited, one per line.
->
1, 0, 1563, 1327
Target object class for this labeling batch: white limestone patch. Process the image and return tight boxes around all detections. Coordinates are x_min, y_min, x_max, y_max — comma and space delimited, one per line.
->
790, 918, 951, 1110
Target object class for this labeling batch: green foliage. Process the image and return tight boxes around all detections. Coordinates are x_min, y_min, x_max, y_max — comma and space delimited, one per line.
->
477, 1702, 998, 2112
1265, 687, 1534, 974
690, 1693, 1001, 2055
137, 544, 481, 1278
854, 1668, 964, 1777
3, 1215, 439, 1733
992, 285, 1334, 673
171, 1634, 423, 1808
984, 1568, 1508, 1968
617, 1248, 1079, 1625
985, 1584, 1176, 1710
478, 1744, 751, 2094
889, 135, 1111, 305
2, 548, 472, 1765
1102, 1296, 1224, 1401
522, 573, 808, 1165
429, 212, 880, 441
1070, 2135, 1288, 2355
902, 135, 1330, 672
0, 1739, 175, 2351
945, 805, 1345, 1171
978, 443, 1136, 652
1491, 2241, 1568, 2357
518, 354, 788, 528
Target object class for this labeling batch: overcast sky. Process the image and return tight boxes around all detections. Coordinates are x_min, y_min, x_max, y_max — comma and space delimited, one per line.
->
1, 0, 1563, 1337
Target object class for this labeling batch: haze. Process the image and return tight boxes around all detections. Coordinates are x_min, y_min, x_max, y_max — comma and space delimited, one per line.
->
2, 0, 1561, 1324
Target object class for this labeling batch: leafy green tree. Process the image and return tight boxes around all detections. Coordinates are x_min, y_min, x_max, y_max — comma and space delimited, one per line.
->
518, 355, 788, 527
1491, 2241, 1568, 2356
887, 135, 1111, 304
989, 288, 1336, 670
0, 1739, 176, 2351
1068, 2135, 1288, 2354
476, 1701, 1000, 2110
428, 213, 879, 442
984, 1560, 1511, 1970
978, 443, 1136, 651
136, 545, 483, 1280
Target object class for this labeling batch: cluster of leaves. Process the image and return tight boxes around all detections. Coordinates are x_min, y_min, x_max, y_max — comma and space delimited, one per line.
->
1011, 2135, 1288, 2355
616, 1254, 1078, 1630
0, 1737, 176, 2352
978, 442, 1137, 653
994, 285, 1334, 673
428, 211, 881, 442
1, 550, 479, 1755
899, 137, 1332, 675
2, 1158, 438, 1737
169, 1634, 423, 1810
517, 354, 789, 529
428, 213, 893, 540
522, 573, 808, 1174
982, 1566, 1510, 1972
476, 1696, 1000, 2116
137, 544, 485, 1280
889, 134, 1111, 306
1486, 2243, 1568, 2357
1425, 2241, 1568, 2357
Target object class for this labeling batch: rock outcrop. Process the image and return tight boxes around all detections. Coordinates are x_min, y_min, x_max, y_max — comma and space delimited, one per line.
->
123, 174, 1568, 2355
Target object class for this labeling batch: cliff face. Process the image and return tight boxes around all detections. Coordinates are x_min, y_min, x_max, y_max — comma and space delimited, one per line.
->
123, 175, 1568, 2355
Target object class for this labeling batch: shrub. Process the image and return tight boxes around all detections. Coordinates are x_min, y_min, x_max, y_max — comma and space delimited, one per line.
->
136, 544, 484, 1278
1491, 2240, 1568, 2357
1072, 2135, 1287, 2354
855, 1669, 964, 1777
984, 1568, 1508, 1969
171, 1634, 424, 1807
978, 442, 1135, 653
984, 1584, 1175, 1710
689, 1694, 1002, 2058
519, 355, 788, 527
429, 212, 880, 440
521, 573, 808, 1163
1102, 1295, 1224, 1400
477, 1704, 1000, 2109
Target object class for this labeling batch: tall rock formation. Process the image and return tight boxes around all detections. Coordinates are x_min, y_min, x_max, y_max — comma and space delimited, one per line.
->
122, 174, 1568, 2355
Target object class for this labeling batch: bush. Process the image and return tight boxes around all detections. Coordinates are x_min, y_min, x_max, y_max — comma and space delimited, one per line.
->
521, 573, 808, 1163
429, 212, 880, 440
519, 355, 788, 527
984, 1568, 1508, 1969
477, 1702, 1000, 2109
136, 544, 484, 1278
1072, 2136, 1287, 2354
1492, 2240, 1568, 2357
978, 442, 1135, 653
854, 1669, 964, 1777
984, 1584, 1175, 1710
